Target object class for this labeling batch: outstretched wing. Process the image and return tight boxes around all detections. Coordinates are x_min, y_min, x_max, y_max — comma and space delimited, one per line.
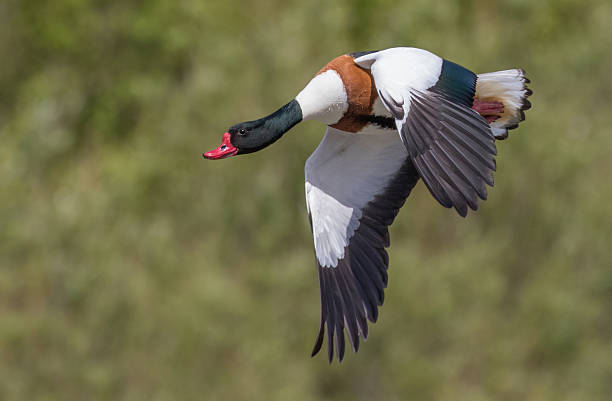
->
305, 127, 420, 362
355, 48, 497, 216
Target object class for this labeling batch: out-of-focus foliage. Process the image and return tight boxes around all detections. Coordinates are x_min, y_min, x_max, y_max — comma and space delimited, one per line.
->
2, 0, 612, 400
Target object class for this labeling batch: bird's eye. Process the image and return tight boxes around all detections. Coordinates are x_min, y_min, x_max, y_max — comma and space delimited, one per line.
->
239, 128, 247, 135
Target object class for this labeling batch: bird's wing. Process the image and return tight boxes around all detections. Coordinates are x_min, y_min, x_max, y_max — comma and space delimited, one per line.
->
355, 48, 497, 216
305, 127, 420, 362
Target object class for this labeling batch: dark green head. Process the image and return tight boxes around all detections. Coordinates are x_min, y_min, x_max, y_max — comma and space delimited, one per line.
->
203, 100, 302, 159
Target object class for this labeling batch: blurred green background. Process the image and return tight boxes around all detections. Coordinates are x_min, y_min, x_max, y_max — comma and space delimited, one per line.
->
2, 0, 612, 400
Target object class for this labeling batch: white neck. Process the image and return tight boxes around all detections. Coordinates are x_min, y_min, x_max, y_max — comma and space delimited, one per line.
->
295, 70, 348, 125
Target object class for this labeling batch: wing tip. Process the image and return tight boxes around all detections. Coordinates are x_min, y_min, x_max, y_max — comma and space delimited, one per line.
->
311, 324, 325, 357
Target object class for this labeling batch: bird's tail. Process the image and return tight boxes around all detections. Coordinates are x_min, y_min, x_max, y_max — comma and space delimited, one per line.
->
473, 69, 532, 139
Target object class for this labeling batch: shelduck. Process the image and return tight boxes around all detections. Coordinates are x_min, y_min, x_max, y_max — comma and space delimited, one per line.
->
204, 47, 532, 363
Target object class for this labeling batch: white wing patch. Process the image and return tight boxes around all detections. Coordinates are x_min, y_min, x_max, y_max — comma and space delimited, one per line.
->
355, 47, 443, 118
305, 183, 359, 267
305, 127, 407, 267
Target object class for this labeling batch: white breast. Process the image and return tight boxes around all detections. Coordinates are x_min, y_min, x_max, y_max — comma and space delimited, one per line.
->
295, 70, 349, 125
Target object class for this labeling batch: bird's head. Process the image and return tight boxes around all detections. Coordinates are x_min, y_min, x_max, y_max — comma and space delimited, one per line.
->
203, 100, 303, 160
202, 120, 265, 160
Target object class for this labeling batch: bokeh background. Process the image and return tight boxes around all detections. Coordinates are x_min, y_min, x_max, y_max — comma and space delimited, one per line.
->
2, 0, 612, 400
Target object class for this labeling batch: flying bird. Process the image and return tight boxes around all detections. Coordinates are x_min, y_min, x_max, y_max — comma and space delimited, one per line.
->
203, 47, 532, 363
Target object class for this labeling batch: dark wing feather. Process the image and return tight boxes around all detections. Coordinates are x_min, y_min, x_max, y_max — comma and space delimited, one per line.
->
310, 159, 420, 362
400, 90, 497, 216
